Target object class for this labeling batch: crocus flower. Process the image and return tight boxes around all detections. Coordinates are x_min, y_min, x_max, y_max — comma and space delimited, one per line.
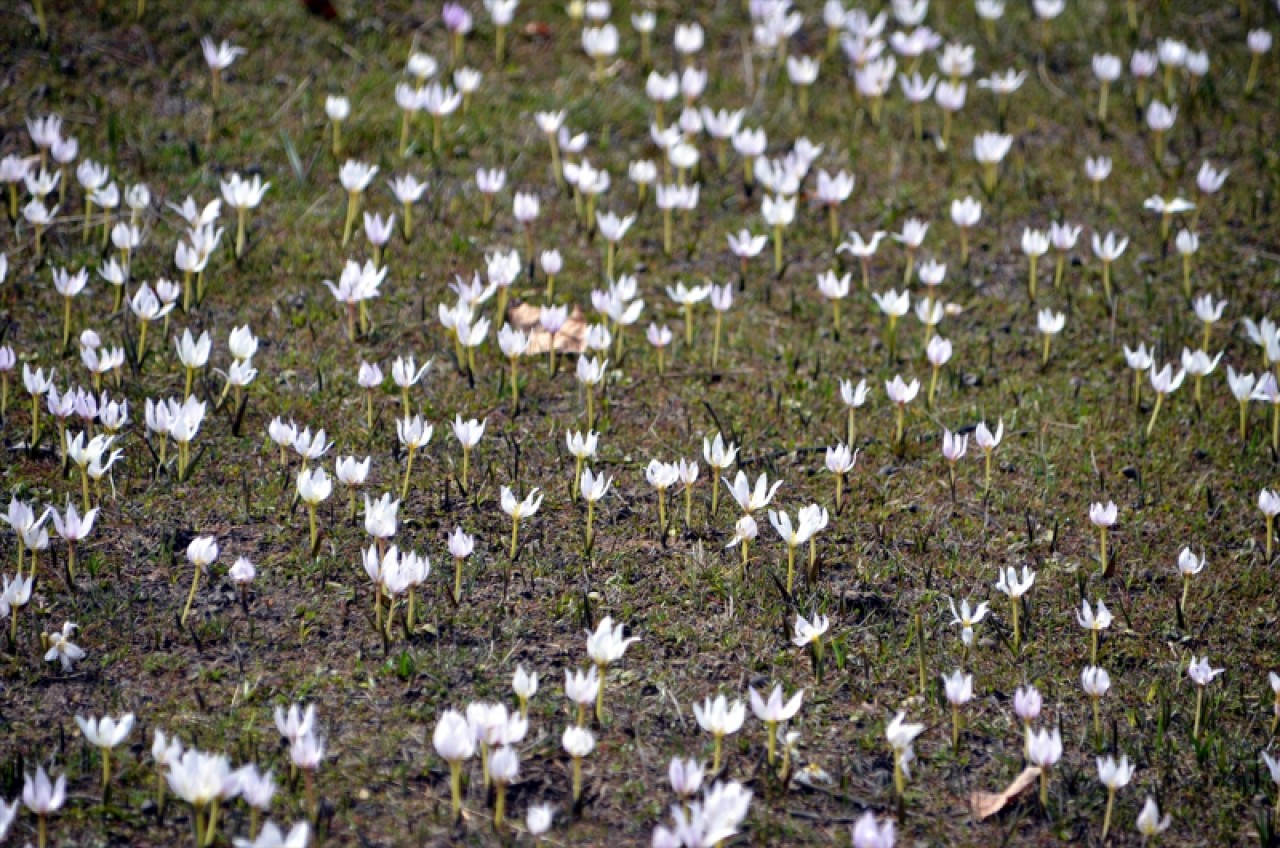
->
969, 419, 1002, 494
1082, 665, 1111, 739
433, 710, 475, 821
220, 173, 269, 258
201, 37, 246, 102
1078, 598, 1112, 664
995, 565, 1034, 650
749, 684, 803, 766
562, 725, 595, 802
1261, 489, 1280, 561
941, 428, 967, 500
76, 713, 135, 794
885, 712, 924, 800
885, 375, 920, 447
1095, 754, 1135, 839
1187, 655, 1224, 738
944, 197, 981, 265
1137, 796, 1172, 840
1181, 347, 1222, 409
447, 527, 474, 604
512, 665, 538, 719
586, 616, 638, 722
500, 486, 542, 559
1021, 228, 1049, 301
1037, 309, 1065, 367
1028, 727, 1062, 806
942, 670, 974, 750
44, 620, 86, 671
450, 415, 486, 493
1089, 500, 1118, 577
836, 230, 886, 290
949, 597, 988, 662
1014, 686, 1041, 758
22, 766, 67, 845
297, 467, 332, 553
1091, 231, 1128, 301
51, 501, 98, 581
1146, 362, 1185, 439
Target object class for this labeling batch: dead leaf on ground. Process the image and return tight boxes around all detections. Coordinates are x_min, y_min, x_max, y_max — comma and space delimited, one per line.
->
970, 766, 1041, 820
508, 302, 588, 355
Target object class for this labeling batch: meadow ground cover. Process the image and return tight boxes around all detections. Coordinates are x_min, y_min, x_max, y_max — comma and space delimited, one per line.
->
2, 0, 1280, 845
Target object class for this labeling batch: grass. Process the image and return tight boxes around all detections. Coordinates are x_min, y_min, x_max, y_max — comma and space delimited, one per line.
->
1, 0, 1280, 845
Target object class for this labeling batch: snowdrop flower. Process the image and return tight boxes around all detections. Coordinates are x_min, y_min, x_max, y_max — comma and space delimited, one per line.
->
1172, 546, 1207, 621
767, 508, 824, 592
577, 465, 611, 548
231, 820, 308, 848
1020, 228, 1050, 300
507, 665, 539, 721
391, 355, 429, 415
1195, 162, 1228, 226
919, 337, 951, 409
1242, 28, 1273, 94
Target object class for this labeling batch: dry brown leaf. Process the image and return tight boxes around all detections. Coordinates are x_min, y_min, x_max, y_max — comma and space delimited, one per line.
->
508, 302, 589, 356
970, 766, 1041, 820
